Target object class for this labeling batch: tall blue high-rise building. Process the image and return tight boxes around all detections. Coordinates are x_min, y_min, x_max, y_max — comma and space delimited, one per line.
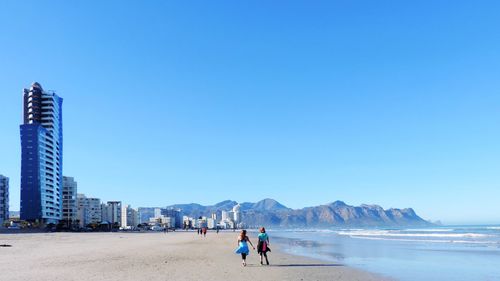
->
20, 82, 63, 224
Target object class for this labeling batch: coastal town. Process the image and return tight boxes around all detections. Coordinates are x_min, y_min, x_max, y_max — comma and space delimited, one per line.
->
0, 82, 246, 233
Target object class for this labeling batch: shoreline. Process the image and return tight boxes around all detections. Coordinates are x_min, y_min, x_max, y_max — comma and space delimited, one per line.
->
0, 231, 391, 281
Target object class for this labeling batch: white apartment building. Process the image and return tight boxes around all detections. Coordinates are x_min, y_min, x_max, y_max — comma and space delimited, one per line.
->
207, 218, 216, 229
126, 206, 139, 228
77, 194, 102, 227
102, 201, 122, 226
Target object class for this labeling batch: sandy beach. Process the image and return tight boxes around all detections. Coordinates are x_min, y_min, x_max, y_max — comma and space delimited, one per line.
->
0, 231, 389, 281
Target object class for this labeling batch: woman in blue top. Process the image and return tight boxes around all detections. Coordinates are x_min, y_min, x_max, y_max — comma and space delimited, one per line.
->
235, 229, 255, 266
257, 227, 271, 265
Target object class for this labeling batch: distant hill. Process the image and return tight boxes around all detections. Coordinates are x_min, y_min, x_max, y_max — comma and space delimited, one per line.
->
273, 201, 431, 227
239, 198, 290, 212
166, 199, 431, 227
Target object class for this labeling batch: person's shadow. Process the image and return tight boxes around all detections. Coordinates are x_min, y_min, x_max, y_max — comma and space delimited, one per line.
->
271, 263, 342, 267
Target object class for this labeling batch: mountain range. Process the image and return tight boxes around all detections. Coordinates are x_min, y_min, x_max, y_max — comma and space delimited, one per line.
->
167, 199, 432, 227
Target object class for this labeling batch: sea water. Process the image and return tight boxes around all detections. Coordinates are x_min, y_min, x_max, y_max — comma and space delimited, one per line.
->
270, 226, 500, 281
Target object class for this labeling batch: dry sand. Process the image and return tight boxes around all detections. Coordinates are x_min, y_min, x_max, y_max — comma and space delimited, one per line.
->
0, 231, 390, 281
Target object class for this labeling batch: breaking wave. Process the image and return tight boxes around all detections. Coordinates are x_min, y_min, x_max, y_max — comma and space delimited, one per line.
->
335, 229, 491, 238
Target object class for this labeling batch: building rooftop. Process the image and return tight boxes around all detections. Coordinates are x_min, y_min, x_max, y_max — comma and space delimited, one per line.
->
31, 82, 43, 90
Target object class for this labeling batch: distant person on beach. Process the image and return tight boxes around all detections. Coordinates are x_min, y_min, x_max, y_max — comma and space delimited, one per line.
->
202, 227, 207, 237
235, 230, 255, 266
257, 227, 271, 265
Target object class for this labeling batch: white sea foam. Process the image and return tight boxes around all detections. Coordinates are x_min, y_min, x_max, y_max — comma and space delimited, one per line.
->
347, 236, 498, 245
404, 228, 454, 232
268, 228, 337, 233
335, 230, 491, 238
486, 226, 500, 230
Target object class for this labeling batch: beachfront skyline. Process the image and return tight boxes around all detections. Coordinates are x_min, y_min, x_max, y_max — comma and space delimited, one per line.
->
1, 1, 500, 224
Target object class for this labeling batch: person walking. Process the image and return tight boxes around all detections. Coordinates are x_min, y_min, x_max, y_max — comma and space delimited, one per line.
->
257, 227, 271, 265
202, 227, 207, 237
235, 230, 255, 266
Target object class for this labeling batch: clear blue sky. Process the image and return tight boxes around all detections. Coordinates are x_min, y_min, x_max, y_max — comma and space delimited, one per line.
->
1, 1, 499, 224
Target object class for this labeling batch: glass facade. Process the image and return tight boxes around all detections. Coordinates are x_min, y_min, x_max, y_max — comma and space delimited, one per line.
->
0, 175, 9, 225
20, 82, 63, 224
62, 176, 77, 225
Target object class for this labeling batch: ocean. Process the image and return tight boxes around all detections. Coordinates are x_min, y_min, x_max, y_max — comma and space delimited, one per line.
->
270, 226, 500, 281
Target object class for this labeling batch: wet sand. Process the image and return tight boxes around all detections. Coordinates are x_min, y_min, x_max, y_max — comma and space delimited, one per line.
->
0, 231, 390, 281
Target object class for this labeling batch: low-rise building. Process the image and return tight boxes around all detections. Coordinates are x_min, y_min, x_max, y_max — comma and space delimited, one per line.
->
138, 207, 161, 224
207, 218, 216, 229
126, 205, 139, 228
102, 201, 122, 226
77, 194, 102, 227
161, 208, 182, 228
